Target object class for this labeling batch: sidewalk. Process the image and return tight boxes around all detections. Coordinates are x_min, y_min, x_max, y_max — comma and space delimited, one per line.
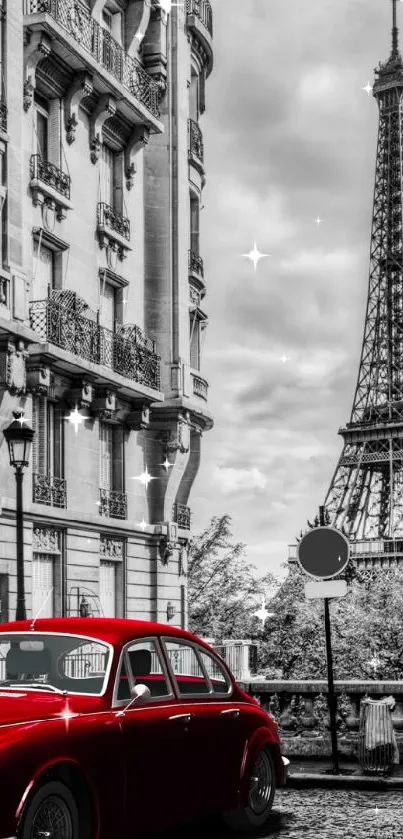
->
287, 759, 403, 790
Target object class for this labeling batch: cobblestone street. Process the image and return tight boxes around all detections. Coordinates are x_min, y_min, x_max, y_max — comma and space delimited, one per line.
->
160, 789, 403, 839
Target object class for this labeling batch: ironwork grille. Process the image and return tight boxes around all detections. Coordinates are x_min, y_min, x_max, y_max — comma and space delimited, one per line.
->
188, 249, 204, 278
186, 0, 213, 36
24, 0, 160, 118
33, 474, 67, 508
192, 373, 208, 400
172, 503, 191, 529
0, 101, 7, 133
97, 202, 130, 241
29, 297, 161, 391
188, 118, 204, 163
30, 154, 71, 200
99, 488, 127, 520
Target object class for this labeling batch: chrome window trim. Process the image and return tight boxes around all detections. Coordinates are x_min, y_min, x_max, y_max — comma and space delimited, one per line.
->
111, 635, 175, 708
160, 636, 233, 699
0, 631, 113, 697
197, 645, 232, 696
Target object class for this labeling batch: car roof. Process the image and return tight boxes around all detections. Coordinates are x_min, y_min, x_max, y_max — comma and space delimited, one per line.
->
0, 617, 209, 649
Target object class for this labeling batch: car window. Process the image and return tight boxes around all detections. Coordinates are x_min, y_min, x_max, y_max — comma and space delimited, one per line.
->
117, 639, 171, 701
197, 648, 232, 694
163, 640, 210, 695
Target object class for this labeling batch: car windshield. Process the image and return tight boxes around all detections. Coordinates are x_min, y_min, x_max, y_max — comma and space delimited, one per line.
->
0, 633, 111, 696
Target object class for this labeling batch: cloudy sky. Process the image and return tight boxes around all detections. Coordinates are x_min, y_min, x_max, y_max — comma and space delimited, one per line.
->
190, 0, 394, 580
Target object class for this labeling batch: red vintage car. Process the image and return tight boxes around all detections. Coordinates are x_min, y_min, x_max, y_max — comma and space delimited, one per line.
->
0, 617, 287, 839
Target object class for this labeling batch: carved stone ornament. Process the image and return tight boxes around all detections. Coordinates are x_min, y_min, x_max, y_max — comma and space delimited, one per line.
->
124, 125, 150, 191
42, 201, 56, 233
89, 95, 117, 164
26, 365, 52, 396
0, 340, 28, 396
68, 379, 94, 410
23, 79, 35, 113
166, 417, 191, 454
24, 31, 52, 112
33, 526, 60, 554
159, 540, 177, 566
100, 536, 124, 560
65, 72, 94, 145
126, 404, 150, 431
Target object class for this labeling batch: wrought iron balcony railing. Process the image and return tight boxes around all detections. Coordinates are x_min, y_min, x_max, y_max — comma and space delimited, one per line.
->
24, 0, 160, 119
97, 202, 130, 241
0, 101, 7, 133
33, 473, 67, 508
186, 0, 213, 36
188, 118, 204, 164
29, 294, 161, 391
30, 154, 71, 200
99, 488, 127, 520
192, 372, 208, 400
188, 249, 204, 279
172, 503, 191, 530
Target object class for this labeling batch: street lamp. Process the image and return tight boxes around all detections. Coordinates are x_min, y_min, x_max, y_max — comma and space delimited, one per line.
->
3, 411, 35, 621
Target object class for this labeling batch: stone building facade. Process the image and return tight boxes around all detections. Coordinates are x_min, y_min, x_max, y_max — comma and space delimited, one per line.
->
0, 0, 213, 626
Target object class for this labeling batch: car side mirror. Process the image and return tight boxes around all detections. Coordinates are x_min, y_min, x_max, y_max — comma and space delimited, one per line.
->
130, 684, 151, 705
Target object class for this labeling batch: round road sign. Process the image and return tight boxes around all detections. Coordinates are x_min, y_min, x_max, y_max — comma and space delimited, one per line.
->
296, 526, 350, 580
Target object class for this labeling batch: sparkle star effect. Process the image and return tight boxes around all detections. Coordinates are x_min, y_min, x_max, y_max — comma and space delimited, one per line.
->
131, 467, 155, 488
280, 355, 289, 364
136, 29, 145, 43
362, 81, 373, 96
242, 241, 270, 272
59, 698, 77, 735
138, 517, 148, 531
254, 598, 275, 629
66, 407, 85, 434
16, 413, 29, 427
156, 0, 184, 12
315, 216, 322, 225
162, 457, 173, 472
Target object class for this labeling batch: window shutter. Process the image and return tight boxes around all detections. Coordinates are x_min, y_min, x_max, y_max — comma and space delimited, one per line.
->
190, 313, 200, 370
35, 108, 48, 159
32, 555, 54, 618
33, 396, 48, 474
100, 561, 116, 617
99, 422, 112, 490
32, 241, 54, 302
48, 99, 61, 168
100, 144, 114, 207
190, 197, 199, 254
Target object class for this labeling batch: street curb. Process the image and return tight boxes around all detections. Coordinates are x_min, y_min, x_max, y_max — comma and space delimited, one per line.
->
287, 772, 403, 791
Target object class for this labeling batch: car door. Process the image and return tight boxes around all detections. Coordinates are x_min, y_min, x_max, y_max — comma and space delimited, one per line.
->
113, 637, 198, 835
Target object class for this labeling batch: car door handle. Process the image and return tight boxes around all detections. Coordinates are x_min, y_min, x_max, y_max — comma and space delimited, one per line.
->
168, 713, 194, 722
220, 708, 240, 718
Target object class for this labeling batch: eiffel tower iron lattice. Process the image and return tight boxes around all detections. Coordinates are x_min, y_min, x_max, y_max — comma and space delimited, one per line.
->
324, 0, 403, 563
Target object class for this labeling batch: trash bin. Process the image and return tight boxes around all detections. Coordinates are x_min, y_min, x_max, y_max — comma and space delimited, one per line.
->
358, 696, 400, 774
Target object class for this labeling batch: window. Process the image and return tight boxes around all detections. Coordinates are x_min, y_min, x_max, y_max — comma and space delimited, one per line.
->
32, 555, 54, 619
35, 100, 49, 160
32, 240, 54, 301
100, 143, 116, 208
99, 275, 116, 332
189, 71, 199, 121
190, 193, 200, 255
190, 310, 207, 370
100, 560, 116, 617
32, 396, 64, 480
197, 649, 231, 694
99, 422, 124, 492
162, 640, 210, 695
116, 639, 171, 701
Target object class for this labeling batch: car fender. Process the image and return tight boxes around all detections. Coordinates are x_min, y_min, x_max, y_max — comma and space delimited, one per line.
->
237, 725, 281, 807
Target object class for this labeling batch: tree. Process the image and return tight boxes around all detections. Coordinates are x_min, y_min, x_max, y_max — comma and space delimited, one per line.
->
188, 514, 278, 641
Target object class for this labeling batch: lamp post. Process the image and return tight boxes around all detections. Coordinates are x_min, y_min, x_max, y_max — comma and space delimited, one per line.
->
3, 411, 34, 621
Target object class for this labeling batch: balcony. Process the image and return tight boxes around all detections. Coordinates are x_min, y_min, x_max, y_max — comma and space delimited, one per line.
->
23, 0, 160, 125
186, 0, 213, 76
97, 202, 131, 260
0, 101, 7, 134
99, 488, 127, 520
29, 293, 161, 392
172, 503, 191, 530
33, 473, 67, 508
188, 118, 204, 169
30, 154, 73, 220
192, 372, 208, 401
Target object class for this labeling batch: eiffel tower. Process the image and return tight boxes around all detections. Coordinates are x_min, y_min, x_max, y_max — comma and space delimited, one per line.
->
323, 0, 403, 570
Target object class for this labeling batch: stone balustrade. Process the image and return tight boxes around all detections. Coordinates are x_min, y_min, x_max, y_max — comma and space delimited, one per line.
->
237, 679, 403, 761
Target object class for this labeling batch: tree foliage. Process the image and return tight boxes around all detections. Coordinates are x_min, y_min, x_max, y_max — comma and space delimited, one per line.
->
188, 514, 278, 641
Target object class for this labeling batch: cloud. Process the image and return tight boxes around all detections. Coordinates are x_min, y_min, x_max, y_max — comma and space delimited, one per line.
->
212, 466, 268, 495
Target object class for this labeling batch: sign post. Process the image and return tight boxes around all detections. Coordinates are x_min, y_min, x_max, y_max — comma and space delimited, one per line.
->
296, 505, 350, 775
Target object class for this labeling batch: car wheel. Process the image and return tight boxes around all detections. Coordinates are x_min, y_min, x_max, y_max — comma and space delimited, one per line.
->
19, 781, 79, 839
222, 747, 276, 833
